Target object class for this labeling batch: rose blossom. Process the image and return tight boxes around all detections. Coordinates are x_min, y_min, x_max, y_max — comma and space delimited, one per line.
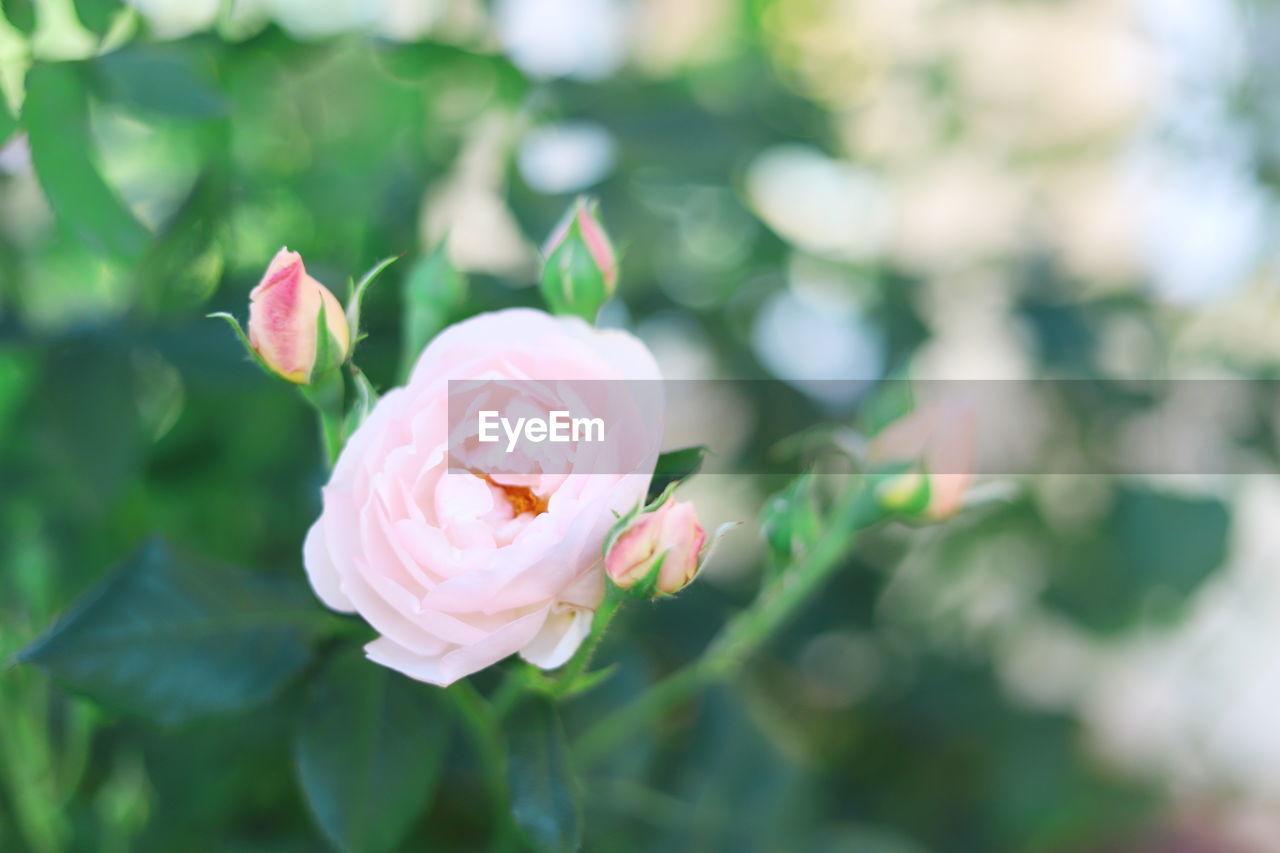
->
303, 308, 662, 685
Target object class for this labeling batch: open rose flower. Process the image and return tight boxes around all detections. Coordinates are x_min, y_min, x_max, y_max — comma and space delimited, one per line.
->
303, 308, 662, 685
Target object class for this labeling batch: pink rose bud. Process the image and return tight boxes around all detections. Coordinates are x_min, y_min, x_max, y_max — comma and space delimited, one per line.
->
868, 394, 977, 520
540, 197, 617, 321
605, 498, 707, 597
248, 248, 350, 384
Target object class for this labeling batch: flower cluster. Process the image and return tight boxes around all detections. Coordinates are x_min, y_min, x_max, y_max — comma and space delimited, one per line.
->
213, 198, 973, 688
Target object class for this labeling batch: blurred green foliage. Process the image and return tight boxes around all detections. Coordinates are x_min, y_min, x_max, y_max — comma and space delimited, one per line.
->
0, 0, 1261, 851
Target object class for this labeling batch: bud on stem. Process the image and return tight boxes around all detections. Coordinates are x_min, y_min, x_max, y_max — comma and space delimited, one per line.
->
540, 197, 617, 322
247, 247, 350, 384
605, 497, 708, 598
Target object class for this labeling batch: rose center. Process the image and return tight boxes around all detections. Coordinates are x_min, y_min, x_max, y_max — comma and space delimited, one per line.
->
477, 472, 549, 517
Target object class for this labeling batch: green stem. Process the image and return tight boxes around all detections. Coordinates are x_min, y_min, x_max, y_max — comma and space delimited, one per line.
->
551, 596, 622, 699
573, 483, 883, 764
317, 409, 343, 467
447, 681, 520, 853
299, 371, 345, 467
491, 666, 528, 720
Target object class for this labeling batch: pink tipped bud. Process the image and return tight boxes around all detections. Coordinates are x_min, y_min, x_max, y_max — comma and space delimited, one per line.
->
540, 198, 617, 321
605, 498, 707, 597
868, 394, 977, 519
247, 248, 350, 384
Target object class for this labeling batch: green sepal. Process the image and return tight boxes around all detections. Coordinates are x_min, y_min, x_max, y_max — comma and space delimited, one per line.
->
344, 362, 379, 439
871, 461, 932, 517
206, 311, 275, 377
600, 501, 645, 559
540, 221, 608, 322
698, 521, 740, 571
344, 254, 400, 348
606, 550, 667, 601
300, 306, 347, 465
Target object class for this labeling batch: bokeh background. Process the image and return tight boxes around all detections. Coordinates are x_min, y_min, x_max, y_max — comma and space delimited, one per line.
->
4, 0, 1280, 851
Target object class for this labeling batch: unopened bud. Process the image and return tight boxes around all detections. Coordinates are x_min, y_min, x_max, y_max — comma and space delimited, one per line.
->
605, 498, 706, 598
247, 247, 350, 384
539, 197, 617, 321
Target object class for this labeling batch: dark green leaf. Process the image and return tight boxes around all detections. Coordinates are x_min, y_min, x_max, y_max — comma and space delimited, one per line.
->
74, 0, 123, 34
646, 445, 708, 502
643, 686, 804, 852
35, 335, 142, 504
1042, 485, 1230, 633
24, 62, 149, 260
296, 650, 449, 853
90, 44, 228, 118
400, 246, 465, 379
17, 541, 317, 726
4, 0, 35, 33
506, 695, 582, 853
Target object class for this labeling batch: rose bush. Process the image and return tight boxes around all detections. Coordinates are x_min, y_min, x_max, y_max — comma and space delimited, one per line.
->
303, 308, 663, 685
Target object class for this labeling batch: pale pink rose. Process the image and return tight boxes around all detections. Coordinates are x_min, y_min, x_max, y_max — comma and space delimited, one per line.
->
303, 308, 662, 685
868, 394, 977, 519
605, 498, 706, 596
248, 248, 350, 383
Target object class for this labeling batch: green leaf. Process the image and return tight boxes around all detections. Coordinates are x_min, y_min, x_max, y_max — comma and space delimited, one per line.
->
857, 377, 915, 438
646, 445, 708, 503
74, 0, 124, 35
1041, 485, 1230, 633
399, 246, 465, 379
505, 695, 582, 853
296, 650, 449, 853
4, 0, 35, 33
90, 44, 228, 119
24, 62, 149, 260
17, 541, 318, 726
34, 335, 143, 504
0, 93, 15, 146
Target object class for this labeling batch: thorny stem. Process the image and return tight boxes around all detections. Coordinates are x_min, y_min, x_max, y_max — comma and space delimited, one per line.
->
551, 595, 622, 699
572, 482, 884, 764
